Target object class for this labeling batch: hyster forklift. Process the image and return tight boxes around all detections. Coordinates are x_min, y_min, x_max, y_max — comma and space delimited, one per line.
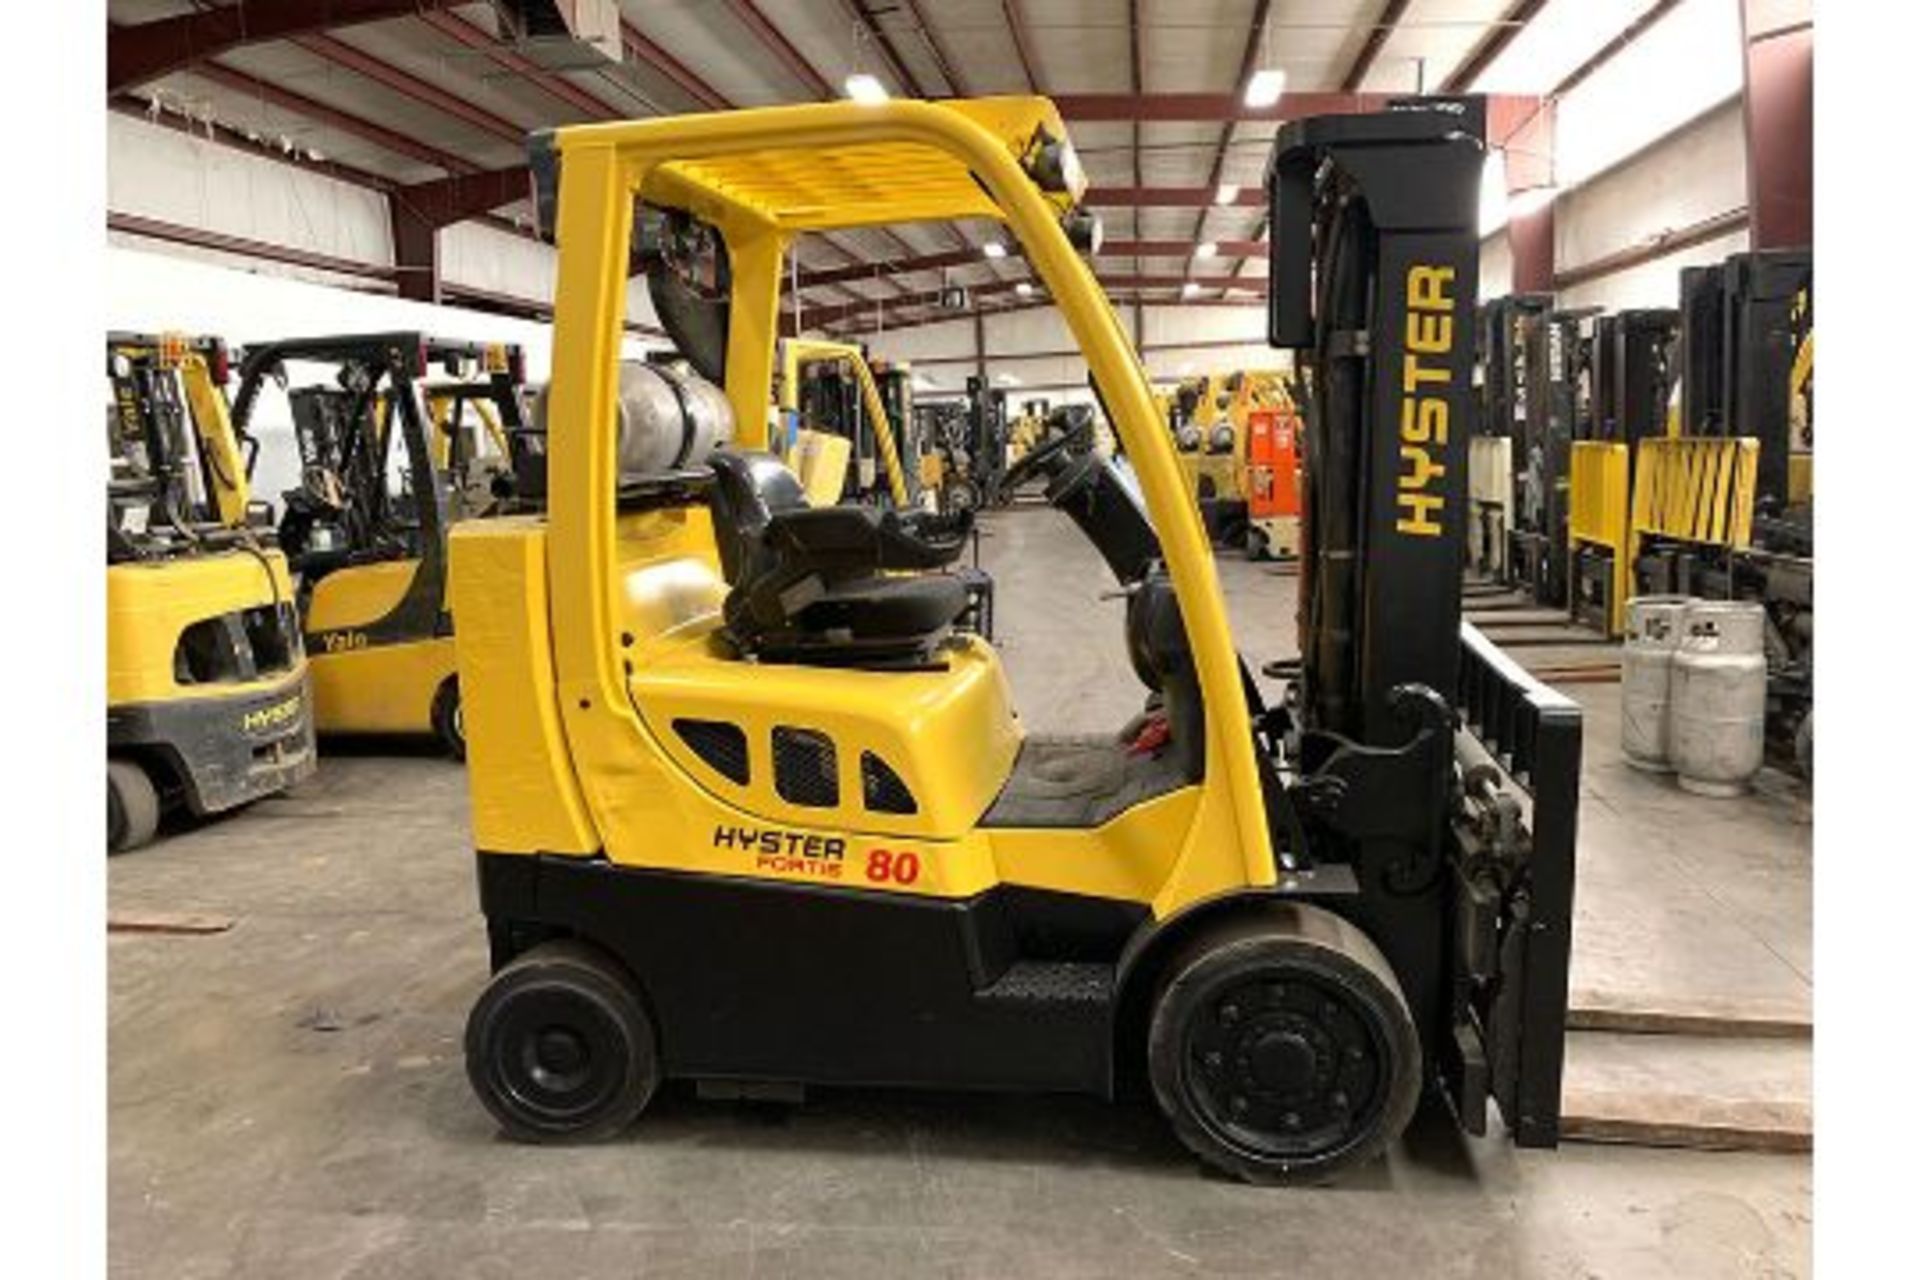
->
452, 95, 1580, 1184
107, 332, 316, 851
230, 334, 554, 757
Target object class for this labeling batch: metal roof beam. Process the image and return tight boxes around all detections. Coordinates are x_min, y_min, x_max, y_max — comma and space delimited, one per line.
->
1341, 0, 1413, 91
109, 0, 458, 92
1442, 0, 1550, 93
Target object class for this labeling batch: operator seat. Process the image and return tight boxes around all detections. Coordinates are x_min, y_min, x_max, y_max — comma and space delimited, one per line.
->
707, 451, 973, 665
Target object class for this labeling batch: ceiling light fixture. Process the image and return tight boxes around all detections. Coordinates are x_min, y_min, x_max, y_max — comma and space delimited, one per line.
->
1214, 183, 1241, 206
1015, 281, 1034, 297
982, 241, 1007, 259
1195, 241, 1219, 259
844, 73, 889, 105
1245, 68, 1287, 109
1181, 281, 1202, 300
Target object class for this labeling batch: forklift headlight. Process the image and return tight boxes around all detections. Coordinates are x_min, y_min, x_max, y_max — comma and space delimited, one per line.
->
1062, 208, 1104, 257
1023, 129, 1088, 201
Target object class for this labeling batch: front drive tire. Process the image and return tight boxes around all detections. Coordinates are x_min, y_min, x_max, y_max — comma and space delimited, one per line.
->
465, 939, 661, 1143
432, 676, 466, 761
108, 759, 161, 854
1147, 904, 1421, 1185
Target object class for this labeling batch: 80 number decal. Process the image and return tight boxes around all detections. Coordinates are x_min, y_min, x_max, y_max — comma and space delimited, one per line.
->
864, 848, 921, 886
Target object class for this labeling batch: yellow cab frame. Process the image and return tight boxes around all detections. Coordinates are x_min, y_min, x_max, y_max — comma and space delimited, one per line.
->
453, 95, 1580, 1184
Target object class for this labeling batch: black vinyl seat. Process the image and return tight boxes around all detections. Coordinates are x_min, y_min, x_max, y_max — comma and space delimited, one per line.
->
707, 451, 973, 665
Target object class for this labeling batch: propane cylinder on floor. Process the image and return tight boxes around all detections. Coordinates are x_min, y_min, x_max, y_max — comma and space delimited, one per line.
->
1670, 600, 1769, 797
1620, 595, 1693, 772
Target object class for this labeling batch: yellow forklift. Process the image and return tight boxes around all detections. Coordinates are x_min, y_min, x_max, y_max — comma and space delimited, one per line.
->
451, 95, 1580, 1183
230, 334, 549, 757
107, 332, 316, 852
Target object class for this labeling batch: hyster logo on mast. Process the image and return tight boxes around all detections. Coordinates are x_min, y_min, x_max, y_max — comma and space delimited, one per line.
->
1397, 264, 1456, 537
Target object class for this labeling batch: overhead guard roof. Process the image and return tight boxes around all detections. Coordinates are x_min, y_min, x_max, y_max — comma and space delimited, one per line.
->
556, 96, 1084, 232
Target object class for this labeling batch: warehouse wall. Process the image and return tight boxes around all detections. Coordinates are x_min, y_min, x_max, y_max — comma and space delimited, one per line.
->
105, 113, 665, 328
860, 301, 1277, 406
1554, 98, 1751, 312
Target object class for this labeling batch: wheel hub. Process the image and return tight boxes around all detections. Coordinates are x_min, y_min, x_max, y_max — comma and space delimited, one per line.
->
1184, 973, 1383, 1159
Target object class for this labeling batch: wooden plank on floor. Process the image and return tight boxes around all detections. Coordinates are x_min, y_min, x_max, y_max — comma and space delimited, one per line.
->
1569, 989, 1812, 1039
1561, 1091, 1812, 1154
108, 909, 235, 936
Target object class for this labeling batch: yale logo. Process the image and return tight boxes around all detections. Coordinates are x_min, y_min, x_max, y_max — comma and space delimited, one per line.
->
1398, 264, 1456, 538
241, 695, 303, 734
318, 631, 369, 654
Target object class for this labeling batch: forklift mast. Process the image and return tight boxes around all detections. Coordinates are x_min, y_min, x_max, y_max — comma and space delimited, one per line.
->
1589, 309, 1678, 450
1269, 98, 1482, 744
1269, 97, 1582, 1147
1680, 249, 1812, 513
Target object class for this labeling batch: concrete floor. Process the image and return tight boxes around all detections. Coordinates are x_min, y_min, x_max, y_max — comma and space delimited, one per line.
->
109, 506, 1812, 1278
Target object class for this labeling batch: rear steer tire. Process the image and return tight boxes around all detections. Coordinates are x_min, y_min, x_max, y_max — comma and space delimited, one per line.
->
108, 759, 161, 854
1147, 903, 1421, 1185
432, 677, 466, 762
465, 939, 661, 1143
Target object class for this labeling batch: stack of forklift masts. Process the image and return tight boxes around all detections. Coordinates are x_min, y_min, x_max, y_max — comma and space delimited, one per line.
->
1468, 244, 1813, 775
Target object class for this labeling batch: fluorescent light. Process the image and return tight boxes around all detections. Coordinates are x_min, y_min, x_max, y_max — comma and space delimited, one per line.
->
997, 372, 1021, 385
1181, 281, 1201, 300
844, 73, 888, 105
1214, 183, 1241, 206
1194, 241, 1219, 260
1244, 68, 1287, 109
1014, 281, 1034, 297
982, 241, 1007, 259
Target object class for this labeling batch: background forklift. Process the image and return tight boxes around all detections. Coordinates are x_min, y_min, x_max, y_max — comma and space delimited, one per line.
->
231, 333, 549, 757
450, 94, 1578, 1184
420, 342, 539, 519
106, 332, 316, 851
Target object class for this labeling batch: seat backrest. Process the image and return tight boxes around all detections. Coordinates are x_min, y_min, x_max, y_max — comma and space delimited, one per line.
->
707, 450, 808, 582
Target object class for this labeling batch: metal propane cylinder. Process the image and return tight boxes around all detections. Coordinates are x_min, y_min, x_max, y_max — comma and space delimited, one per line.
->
1670, 600, 1770, 796
1621, 595, 1692, 771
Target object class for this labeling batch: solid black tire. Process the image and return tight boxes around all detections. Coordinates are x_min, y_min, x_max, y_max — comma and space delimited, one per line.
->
1147, 903, 1421, 1185
432, 676, 466, 761
108, 759, 161, 854
465, 939, 660, 1143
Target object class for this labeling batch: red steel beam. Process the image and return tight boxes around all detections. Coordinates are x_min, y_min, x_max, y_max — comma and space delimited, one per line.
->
419, 10, 617, 121
108, 210, 395, 283
1552, 0, 1684, 97
1739, 4, 1812, 249
797, 238, 1270, 289
188, 59, 476, 174
842, 1, 929, 97
721, 0, 834, 98
108, 0, 457, 93
1090, 186, 1266, 208
1192, 1, 1275, 268
1341, 0, 1413, 91
905, 0, 970, 96
291, 30, 527, 144
110, 94, 399, 194
1053, 92, 1389, 121
621, 22, 730, 111
808, 271, 1269, 327
1002, 1, 1045, 93
1442, 0, 1550, 93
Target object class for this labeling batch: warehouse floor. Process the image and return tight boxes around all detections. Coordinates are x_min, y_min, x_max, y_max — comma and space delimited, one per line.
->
109, 506, 1812, 1279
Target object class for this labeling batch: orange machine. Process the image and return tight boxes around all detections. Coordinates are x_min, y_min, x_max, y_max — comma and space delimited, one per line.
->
1244, 404, 1301, 559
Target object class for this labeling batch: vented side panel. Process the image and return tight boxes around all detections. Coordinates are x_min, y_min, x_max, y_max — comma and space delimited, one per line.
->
861, 750, 917, 814
773, 727, 838, 807
674, 718, 750, 784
